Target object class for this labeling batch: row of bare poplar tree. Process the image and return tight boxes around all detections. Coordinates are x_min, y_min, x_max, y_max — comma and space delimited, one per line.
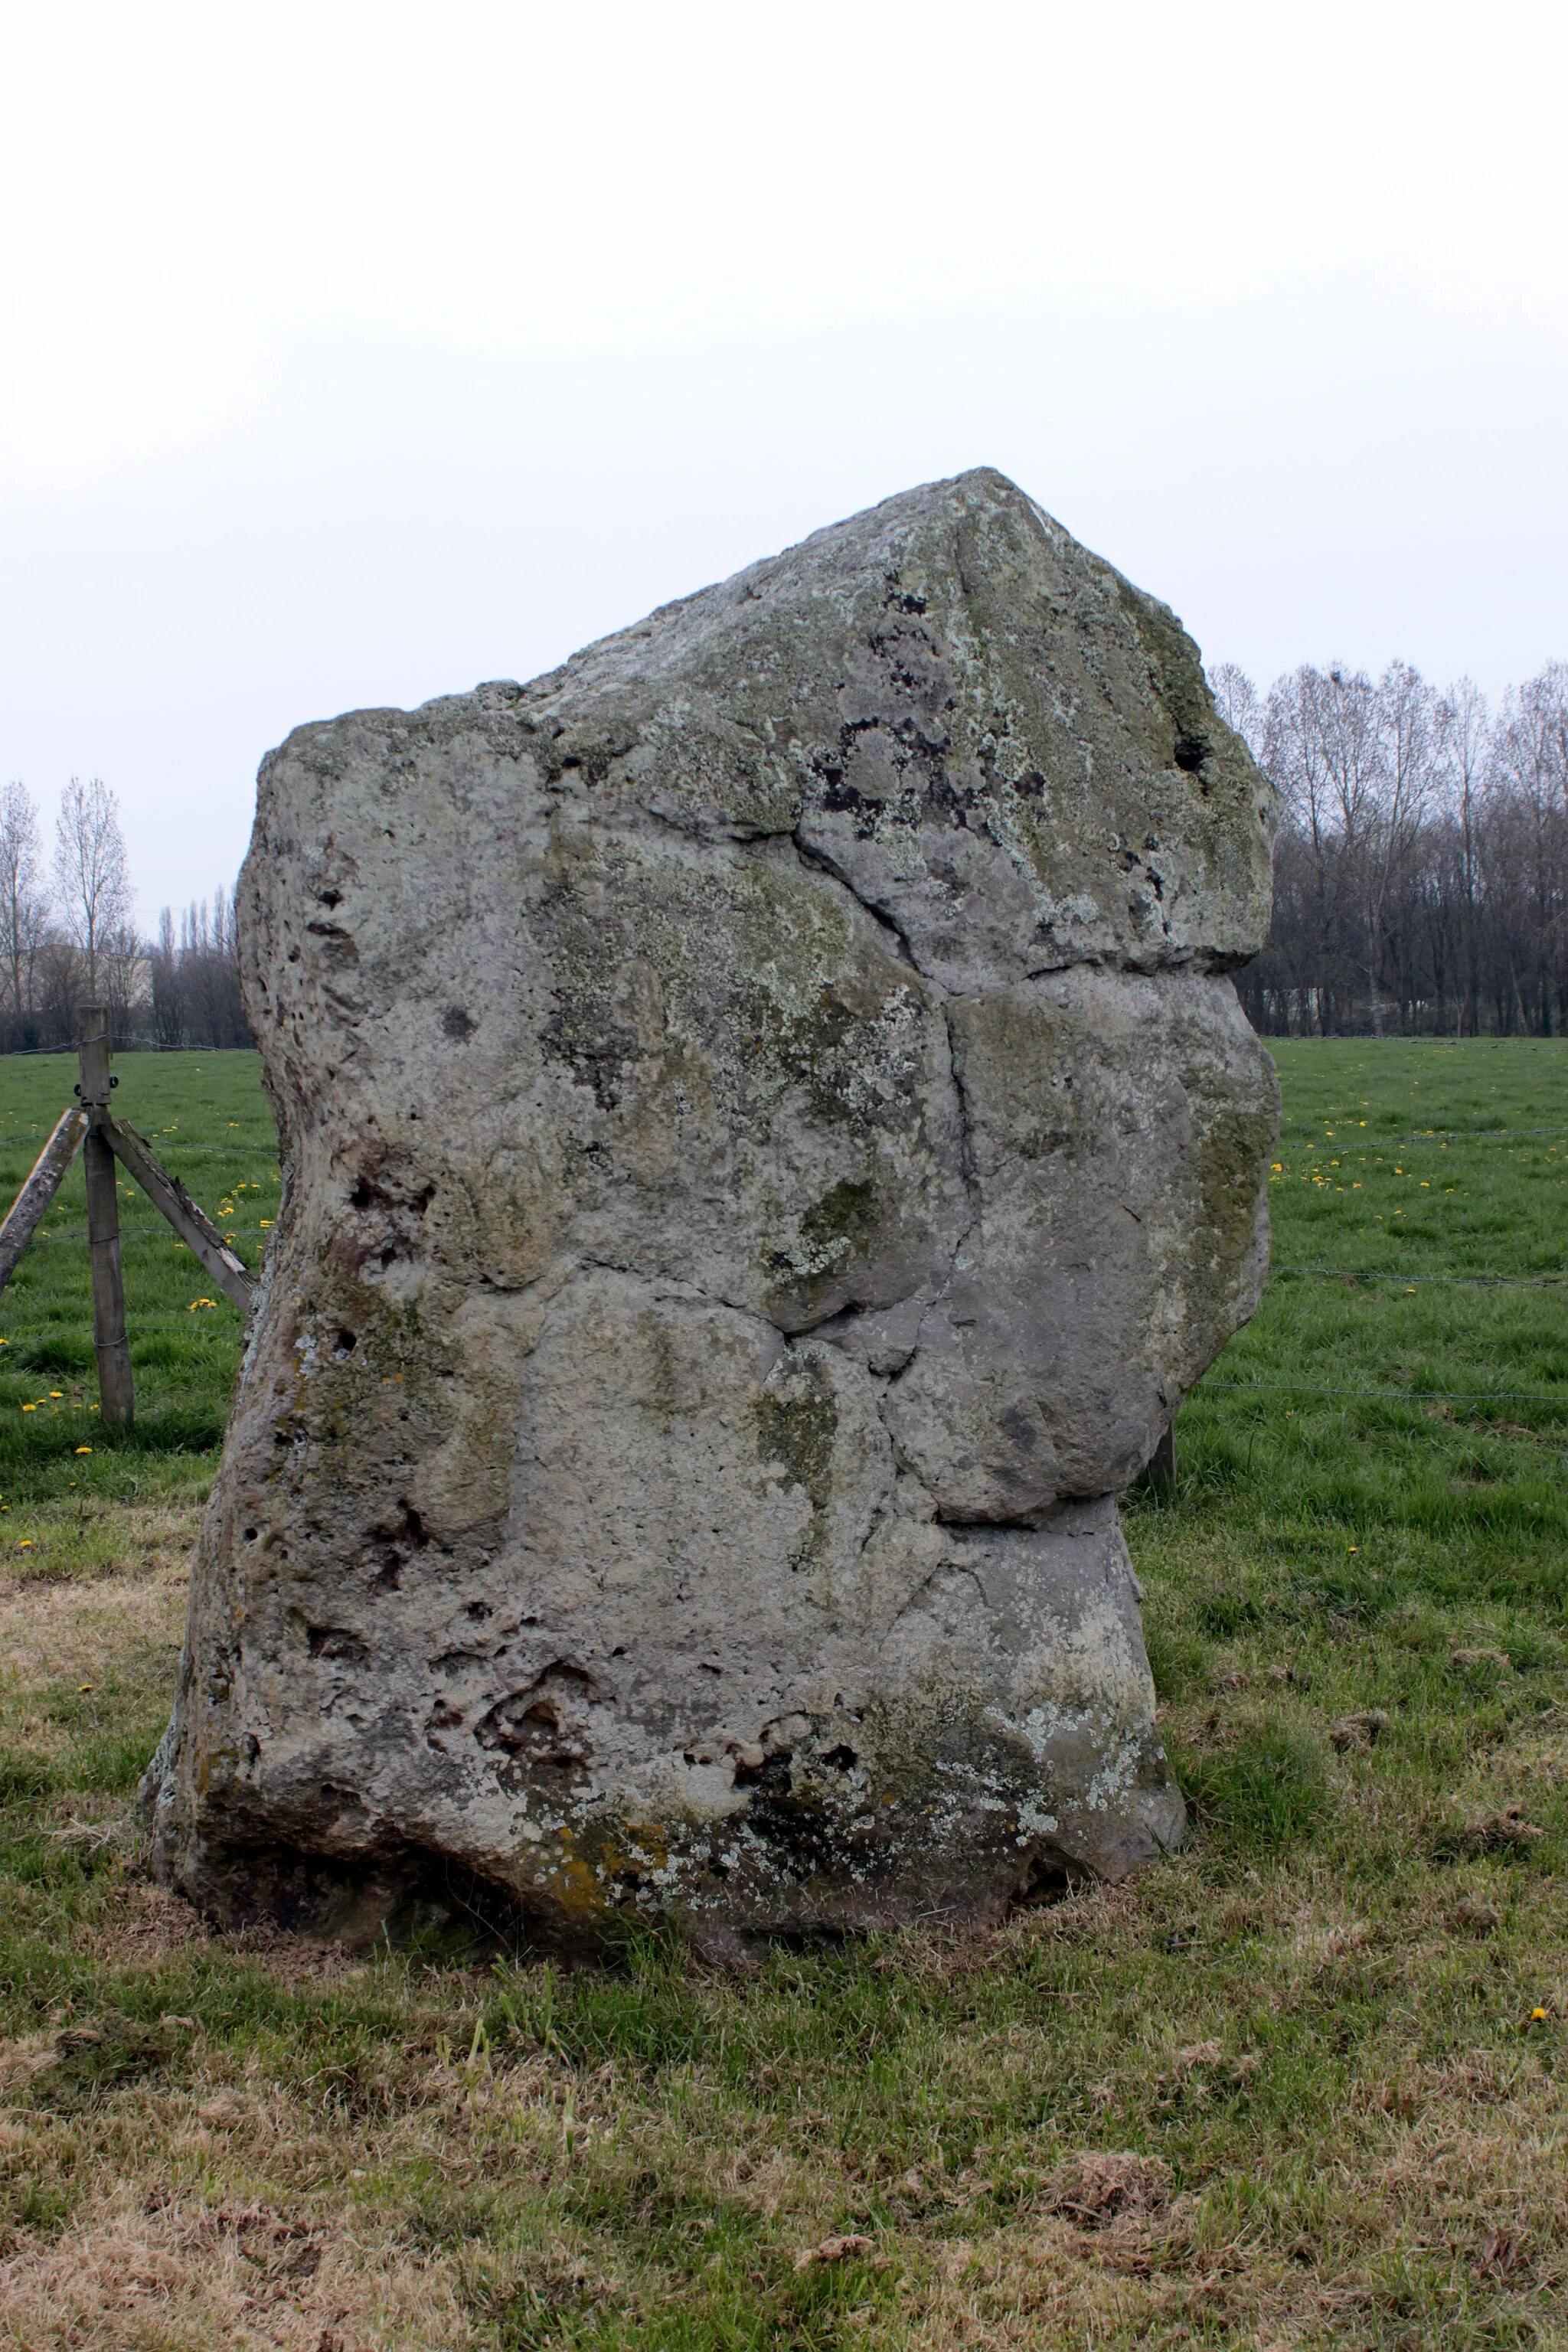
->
1216, 659, 1568, 1037
5, 658, 1564, 1052
0, 778, 249, 1051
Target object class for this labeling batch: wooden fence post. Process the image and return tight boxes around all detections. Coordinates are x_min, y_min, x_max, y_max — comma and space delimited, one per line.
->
76, 1005, 134, 1428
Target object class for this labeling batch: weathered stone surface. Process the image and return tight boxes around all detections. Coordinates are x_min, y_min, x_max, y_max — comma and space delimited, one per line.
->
869, 966, 1276, 1516
142, 467, 1279, 1953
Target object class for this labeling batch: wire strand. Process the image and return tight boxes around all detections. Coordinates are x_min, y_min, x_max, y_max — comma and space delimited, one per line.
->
1193, 1378, 1568, 1406
1269, 1266, 1563, 1287
1279, 1125, 1568, 1145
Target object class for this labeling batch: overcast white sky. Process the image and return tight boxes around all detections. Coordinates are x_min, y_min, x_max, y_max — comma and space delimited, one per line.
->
2, 0, 1564, 924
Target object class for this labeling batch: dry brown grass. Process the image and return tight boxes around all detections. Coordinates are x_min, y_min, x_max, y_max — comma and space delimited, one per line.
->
0, 2161, 466, 2350
4, 1495, 1568, 2348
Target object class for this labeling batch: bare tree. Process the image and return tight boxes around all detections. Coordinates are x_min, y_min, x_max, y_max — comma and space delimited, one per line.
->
1263, 665, 1373, 1031
1486, 664, 1568, 1034
0, 782, 50, 1022
145, 884, 250, 1049
1436, 678, 1489, 1034
34, 933, 83, 1040
1227, 655, 1568, 1040
101, 917, 145, 1024
1361, 660, 1436, 1034
53, 776, 132, 1001
1210, 662, 1264, 760
149, 906, 185, 1047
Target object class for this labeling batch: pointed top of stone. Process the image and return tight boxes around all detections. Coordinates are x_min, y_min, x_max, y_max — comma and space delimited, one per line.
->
395, 465, 1276, 993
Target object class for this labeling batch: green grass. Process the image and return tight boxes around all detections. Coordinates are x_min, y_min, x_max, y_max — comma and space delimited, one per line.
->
1152, 1040, 1568, 1747
0, 1037, 1566, 2349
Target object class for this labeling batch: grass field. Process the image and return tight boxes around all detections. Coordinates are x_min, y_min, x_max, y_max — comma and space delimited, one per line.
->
1, 1038, 1566, 2350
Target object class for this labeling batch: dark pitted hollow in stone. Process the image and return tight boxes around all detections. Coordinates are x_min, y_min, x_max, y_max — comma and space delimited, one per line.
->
140, 467, 1279, 1957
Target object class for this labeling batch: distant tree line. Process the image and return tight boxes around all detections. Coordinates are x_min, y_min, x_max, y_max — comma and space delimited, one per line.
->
8, 650, 1566, 1054
0, 777, 250, 1052
1216, 659, 1568, 1037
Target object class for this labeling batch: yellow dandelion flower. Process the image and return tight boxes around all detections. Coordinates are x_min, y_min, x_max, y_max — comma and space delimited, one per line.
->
78, 1682, 93, 1694
75, 1446, 91, 1455
1531, 2007, 1549, 2022
21, 1403, 34, 1412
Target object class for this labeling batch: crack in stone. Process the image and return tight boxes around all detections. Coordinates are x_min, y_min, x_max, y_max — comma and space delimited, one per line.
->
789, 827, 916, 967
774, 822, 988, 1426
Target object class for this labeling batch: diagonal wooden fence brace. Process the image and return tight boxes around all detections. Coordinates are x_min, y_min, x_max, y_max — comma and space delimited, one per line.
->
0, 1106, 89, 1301
100, 1119, 256, 1315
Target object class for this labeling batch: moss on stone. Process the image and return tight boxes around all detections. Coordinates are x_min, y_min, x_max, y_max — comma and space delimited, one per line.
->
753, 1356, 840, 1563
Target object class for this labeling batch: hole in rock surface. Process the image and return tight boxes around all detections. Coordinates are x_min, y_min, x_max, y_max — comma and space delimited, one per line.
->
365, 1499, 429, 1595
1009, 1849, 1087, 1913
475, 1664, 596, 1775
306, 1626, 368, 1664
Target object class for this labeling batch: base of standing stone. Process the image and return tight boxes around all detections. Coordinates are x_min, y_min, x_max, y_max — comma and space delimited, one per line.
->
141, 1489, 1183, 1956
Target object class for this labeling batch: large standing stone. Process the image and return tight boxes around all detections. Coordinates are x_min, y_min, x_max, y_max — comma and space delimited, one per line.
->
142, 468, 1279, 1955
